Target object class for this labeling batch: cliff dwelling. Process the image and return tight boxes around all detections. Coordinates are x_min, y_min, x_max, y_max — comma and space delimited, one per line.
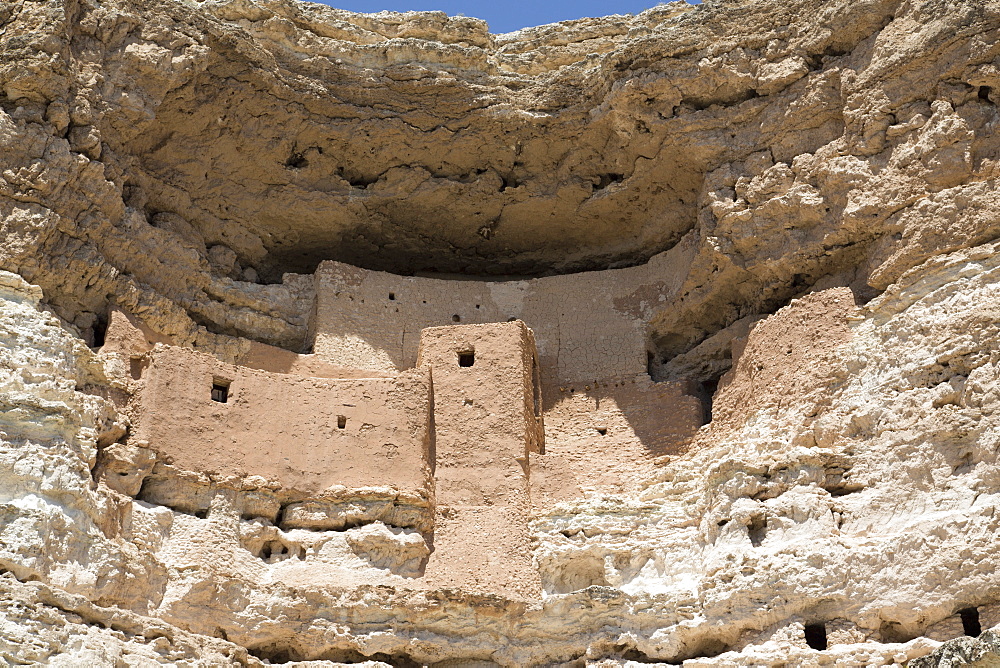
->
3, 0, 1000, 665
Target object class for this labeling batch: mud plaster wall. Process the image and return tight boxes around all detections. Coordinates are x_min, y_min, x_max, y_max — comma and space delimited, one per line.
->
101, 307, 395, 381
312, 243, 692, 385
531, 377, 705, 508
417, 321, 542, 505
132, 346, 432, 497
416, 321, 543, 599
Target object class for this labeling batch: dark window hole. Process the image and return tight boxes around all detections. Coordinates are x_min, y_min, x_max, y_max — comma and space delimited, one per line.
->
211, 380, 230, 403
90, 314, 108, 349
961, 607, 982, 637
452, 314, 461, 322
979, 86, 993, 103
337, 415, 347, 429
458, 351, 475, 367
284, 152, 308, 169
194, 509, 208, 519
699, 374, 722, 426
748, 515, 766, 546
596, 427, 608, 436
388, 292, 395, 300
805, 622, 828, 650
129, 356, 146, 381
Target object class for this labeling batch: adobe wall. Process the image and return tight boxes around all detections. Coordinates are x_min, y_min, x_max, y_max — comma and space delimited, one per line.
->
131, 346, 433, 499
312, 243, 692, 385
416, 321, 543, 505
101, 307, 392, 381
416, 321, 544, 600
530, 377, 705, 509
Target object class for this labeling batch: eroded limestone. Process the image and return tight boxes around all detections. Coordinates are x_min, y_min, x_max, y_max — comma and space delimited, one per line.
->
3, 0, 1000, 665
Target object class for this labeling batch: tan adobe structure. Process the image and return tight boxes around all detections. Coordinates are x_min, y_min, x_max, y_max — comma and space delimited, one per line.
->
131, 345, 435, 531
108, 290, 702, 599
312, 242, 693, 386
8, 0, 1000, 663
417, 322, 543, 598
133, 346, 434, 497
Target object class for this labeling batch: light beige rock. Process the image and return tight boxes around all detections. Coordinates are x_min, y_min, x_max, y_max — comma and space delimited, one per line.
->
3, 0, 1000, 665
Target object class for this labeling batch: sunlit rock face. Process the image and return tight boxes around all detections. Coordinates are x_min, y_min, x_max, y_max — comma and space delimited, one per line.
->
3, 0, 1000, 664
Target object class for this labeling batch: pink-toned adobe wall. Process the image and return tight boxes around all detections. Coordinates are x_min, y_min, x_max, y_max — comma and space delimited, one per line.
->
311, 241, 692, 385
131, 345, 433, 499
531, 377, 704, 508
416, 321, 543, 600
416, 321, 543, 505
101, 307, 392, 380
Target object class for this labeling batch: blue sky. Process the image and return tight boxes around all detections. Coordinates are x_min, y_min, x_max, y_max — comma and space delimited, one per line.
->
313, 0, 700, 34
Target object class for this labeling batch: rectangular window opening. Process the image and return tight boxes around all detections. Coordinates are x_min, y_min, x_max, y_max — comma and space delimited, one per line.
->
129, 356, 147, 381
211, 379, 230, 403
961, 607, 982, 637
337, 415, 347, 429
90, 314, 108, 349
804, 623, 828, 650
458, 351, 475, 367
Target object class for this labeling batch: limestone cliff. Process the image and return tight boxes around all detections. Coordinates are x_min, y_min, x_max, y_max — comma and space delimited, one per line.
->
3, 0, 1000, 665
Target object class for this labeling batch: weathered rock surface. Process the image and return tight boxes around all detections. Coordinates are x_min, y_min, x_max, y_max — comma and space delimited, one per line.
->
3, 0, 1000, 665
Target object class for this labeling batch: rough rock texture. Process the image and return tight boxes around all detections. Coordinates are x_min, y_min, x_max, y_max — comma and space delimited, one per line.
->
4, 0, 1000, 665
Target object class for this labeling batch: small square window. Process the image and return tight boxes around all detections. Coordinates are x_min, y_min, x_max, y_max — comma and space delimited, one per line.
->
458, 352, 475, 367
337, 415, 347, 429
211, 380, 230, 403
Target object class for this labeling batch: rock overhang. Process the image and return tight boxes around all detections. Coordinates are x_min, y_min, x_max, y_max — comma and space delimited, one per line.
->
4, 0, 1000, 662
96, 0, 878, 279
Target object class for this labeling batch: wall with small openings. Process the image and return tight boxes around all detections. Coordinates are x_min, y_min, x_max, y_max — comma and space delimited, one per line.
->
312, 244, 691, 385
132, 346, 433, 498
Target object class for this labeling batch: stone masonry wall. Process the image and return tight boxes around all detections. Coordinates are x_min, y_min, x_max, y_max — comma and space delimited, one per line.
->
312, 241, 693, 385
